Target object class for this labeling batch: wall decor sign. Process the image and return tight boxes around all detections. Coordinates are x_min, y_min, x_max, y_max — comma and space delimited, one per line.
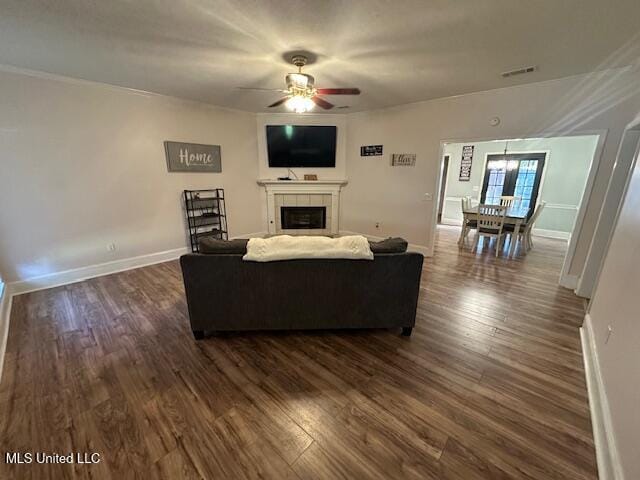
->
360, 145, 383, 156
164, 141, 222, 173
459, 145, 474, 181
391, 153, 416, 167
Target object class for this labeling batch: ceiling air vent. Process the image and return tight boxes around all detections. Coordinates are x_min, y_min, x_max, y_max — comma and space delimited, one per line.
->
501, 66, 537, 78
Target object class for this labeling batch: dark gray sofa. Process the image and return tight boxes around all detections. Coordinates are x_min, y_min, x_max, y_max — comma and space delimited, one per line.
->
180, 252, 424, 339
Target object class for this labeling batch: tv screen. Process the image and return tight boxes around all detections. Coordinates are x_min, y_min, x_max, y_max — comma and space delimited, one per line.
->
266, 125, 337, 168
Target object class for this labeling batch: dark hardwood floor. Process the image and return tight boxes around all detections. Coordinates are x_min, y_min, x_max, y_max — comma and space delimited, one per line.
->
0, 226, 596, 479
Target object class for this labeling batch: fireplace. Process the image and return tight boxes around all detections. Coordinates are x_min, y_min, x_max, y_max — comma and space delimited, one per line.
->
281, 206, 326, 230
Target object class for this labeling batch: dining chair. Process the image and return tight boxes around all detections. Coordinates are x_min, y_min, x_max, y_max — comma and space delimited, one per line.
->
500, 196, 520, 207
505, 202, 546, 251
472, 204, 508, 257
460, 197, 476, 244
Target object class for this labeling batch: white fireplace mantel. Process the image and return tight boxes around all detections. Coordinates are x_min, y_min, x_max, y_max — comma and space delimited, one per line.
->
257, 179, 348, 234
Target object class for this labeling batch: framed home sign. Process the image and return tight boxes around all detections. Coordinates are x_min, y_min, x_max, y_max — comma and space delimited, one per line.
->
164, 141, 222, 173
360, 145, 383, 156
391, 153, 416, 166
459, 145, 474, 181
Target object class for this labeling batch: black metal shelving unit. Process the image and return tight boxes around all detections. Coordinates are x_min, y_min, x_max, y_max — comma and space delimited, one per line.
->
183, 189, 228, 252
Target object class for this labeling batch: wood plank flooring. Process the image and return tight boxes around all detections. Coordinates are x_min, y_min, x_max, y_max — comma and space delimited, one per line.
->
0, 226, 597, 479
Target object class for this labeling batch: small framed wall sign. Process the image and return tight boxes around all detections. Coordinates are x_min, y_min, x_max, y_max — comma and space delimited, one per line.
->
164, 141, 222, 173
391, 153, 416, 166
459, 145, 474, 181
361, 145, 383, 156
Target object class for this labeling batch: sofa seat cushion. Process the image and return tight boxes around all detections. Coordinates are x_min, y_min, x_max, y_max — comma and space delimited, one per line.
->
369, 237, 408, 253
199, 237, 248, 254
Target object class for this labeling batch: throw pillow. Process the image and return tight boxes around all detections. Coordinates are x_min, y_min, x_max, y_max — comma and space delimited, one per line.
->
369, 237, 408, 253
199, 238, 248, 254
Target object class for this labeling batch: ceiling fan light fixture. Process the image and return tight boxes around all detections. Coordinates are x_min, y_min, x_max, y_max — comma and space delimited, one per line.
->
286, 95, 314, 113
287, 73, 310, 88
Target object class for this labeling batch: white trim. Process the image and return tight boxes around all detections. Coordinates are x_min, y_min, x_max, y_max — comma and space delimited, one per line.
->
581, 314, 624, 480
10, 247, 189, 295
544, 203, 579, 211
532, 228, 571, 240
348, 66, 636, 117
0, 63, 253, 115
8, 231, 267, 296
560, 130, 609, 294
339, 230, 430, 256
558, 273, 578, 289
440, 217, 463, 226
0, 282, 14, 383
258, 181, 347, 235
579, 119, 640, 299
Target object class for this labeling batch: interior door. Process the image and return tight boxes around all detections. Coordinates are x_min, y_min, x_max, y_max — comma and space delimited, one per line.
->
481, 153, 546, 216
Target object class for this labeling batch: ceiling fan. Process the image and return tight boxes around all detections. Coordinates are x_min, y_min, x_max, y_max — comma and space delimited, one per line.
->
240, 55, 361, 113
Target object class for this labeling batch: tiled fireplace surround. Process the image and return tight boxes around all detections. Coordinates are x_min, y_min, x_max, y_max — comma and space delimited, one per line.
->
257, 180, 348, 235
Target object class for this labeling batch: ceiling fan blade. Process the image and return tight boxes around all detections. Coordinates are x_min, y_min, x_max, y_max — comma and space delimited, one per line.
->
312, 96, 334, 110
268, 97, 289, 108
316, 88, 361, 95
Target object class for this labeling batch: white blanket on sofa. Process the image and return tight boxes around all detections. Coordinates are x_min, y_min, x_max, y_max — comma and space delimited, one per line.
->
242, 235, 374, 262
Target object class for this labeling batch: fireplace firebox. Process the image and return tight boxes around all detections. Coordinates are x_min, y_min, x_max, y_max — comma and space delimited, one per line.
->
281, 206, 326, 230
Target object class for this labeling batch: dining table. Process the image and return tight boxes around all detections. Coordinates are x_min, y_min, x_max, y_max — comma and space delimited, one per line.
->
460, 205, 531, 258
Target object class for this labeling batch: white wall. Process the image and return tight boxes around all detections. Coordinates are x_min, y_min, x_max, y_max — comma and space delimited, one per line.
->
0, 69, 264, 283
440, 136, 599, 237
586, 121, 640, 479
343, 67, 640, 280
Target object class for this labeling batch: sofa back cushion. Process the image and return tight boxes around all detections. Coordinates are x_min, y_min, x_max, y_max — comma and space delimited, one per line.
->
369, 237, 408, 254
199, 237, 248, 254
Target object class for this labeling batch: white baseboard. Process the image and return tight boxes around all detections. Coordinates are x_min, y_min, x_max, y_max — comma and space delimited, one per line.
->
532, 228, 571, 240
438, 223, 570, 241
8, 231, 268, 297
0, 282, 14, 383
10, 247, 189, 296
559, 273, 579, 289
340, 230, 431, 256
439, 217, 463, 227
581, 314, 624, 480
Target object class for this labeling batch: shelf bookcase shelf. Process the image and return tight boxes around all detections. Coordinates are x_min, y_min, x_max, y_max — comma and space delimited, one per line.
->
183, 189, 228, 252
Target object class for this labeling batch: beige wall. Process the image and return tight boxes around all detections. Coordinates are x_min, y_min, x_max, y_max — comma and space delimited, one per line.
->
343, 68, 640, 280
587, 120, 640, 479
3, 65, 640, 288
0, 69, 264, 283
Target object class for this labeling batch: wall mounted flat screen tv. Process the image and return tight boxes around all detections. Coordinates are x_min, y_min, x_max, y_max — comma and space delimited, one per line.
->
266, 125, 337, 168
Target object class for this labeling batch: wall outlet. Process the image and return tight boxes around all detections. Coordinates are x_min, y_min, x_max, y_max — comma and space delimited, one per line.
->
107, 243, 116, 252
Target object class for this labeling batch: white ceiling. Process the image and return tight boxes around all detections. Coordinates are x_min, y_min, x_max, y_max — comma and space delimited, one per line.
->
1, 0, 639, 113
